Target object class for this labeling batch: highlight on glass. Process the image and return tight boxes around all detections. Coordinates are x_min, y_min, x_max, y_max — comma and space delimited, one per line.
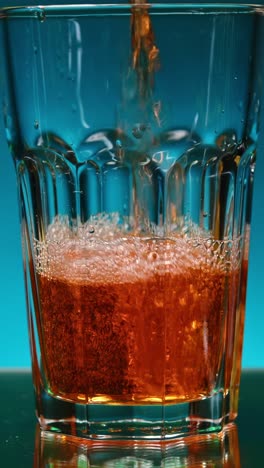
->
34, 423, 241, 467
0, 3, 263, 439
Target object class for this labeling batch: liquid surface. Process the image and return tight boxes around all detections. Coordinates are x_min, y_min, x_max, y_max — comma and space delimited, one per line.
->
35, 218, 240, 404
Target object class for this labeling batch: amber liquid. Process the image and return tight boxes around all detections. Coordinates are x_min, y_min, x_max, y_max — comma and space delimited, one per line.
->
131, 3, 159, 102
36, 235, 238, 405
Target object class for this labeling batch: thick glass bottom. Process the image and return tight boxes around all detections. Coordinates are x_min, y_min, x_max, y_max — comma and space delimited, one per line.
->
35, 422, 241, 467
37, 387, 234, 440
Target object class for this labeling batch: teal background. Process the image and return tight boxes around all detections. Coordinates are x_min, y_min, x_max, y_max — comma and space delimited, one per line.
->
0, 2, 263, 368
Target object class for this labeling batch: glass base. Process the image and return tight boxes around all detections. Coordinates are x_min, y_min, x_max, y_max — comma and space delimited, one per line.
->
35, 422, 241, 467
37, 387, 235, 440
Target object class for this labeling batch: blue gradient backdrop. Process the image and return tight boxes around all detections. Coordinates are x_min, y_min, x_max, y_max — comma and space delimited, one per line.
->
0, 1, 263, 368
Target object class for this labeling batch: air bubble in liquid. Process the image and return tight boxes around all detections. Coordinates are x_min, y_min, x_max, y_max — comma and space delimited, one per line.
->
35, 214, 241, 285
148, 252, 158, 262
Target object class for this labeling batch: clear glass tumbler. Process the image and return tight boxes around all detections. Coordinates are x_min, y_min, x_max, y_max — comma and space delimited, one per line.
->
0, 3, 263, 440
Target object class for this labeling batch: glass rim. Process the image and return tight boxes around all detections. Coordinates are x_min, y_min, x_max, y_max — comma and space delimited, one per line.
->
1, 3, 264, 19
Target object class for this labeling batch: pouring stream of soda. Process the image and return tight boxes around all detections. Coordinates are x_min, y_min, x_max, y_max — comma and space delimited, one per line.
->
131, 0, 160, 123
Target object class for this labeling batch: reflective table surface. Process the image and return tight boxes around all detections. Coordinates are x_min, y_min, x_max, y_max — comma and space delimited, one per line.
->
0, 370, 263, 467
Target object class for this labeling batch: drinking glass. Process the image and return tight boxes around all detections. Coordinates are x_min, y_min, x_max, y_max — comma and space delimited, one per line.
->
0, 3, 263, 439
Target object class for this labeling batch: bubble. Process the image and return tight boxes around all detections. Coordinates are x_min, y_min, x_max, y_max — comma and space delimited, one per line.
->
148, 252, 158, 262
117, 244, 125, 253
35, 214, 241, 286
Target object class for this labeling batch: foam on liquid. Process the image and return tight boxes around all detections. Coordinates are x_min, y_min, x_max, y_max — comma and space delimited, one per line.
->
34, 215, 240, 285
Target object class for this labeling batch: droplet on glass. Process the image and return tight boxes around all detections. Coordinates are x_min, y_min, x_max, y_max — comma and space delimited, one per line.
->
215, 129, 237, 152
36, 8, 46, 22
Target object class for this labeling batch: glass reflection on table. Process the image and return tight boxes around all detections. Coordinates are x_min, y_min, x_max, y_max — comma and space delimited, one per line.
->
34, 423, 240, 467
